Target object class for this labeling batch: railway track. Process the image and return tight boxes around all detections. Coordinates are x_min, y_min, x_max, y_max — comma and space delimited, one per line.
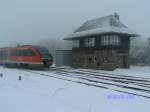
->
19, 67, 150, 99
49, 67, 150, 87
50, 66, 149, 80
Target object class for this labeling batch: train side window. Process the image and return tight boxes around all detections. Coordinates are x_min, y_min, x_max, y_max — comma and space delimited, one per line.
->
20, 49, 36, 56
0, 51, 4, 58
10, 50, 35, 56
10, 50, 15, 56
11, 50, 19, 56
2, 51, 4, 57
0, 50, 2, 57
26, 50, 36, 56
19, 50, 25, 56
19, 50, 24, 56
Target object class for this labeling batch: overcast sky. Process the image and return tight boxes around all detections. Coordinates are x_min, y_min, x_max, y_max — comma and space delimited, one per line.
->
0, 0, 149, 47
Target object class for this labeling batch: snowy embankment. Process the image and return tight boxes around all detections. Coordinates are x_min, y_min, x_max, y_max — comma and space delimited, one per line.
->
0, 66, 149, 112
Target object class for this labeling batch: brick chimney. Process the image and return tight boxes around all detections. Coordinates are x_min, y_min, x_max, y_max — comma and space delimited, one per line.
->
114, 13, 119, 20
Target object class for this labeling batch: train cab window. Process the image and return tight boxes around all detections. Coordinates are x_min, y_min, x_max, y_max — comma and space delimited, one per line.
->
35, 47, 50, 58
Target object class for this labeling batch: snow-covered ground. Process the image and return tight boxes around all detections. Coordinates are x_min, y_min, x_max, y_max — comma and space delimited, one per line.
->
0, 66, 149, 112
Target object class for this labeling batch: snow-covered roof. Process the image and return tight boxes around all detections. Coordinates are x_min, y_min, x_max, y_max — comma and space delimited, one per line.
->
64, 14, 139, 40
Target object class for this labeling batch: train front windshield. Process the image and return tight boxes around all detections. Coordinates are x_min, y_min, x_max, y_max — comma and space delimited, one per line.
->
36, 47, 50, 59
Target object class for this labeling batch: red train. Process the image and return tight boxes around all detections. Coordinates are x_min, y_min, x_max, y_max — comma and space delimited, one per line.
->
0, 45, 53, 68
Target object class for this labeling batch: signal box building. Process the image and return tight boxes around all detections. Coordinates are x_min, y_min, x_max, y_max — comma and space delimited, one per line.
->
64, 13, 138, 70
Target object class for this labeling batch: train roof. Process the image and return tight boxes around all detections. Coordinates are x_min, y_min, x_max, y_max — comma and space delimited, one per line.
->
0, 45, 47, 50
17, 45, 46, 48
0, 47, 13, 50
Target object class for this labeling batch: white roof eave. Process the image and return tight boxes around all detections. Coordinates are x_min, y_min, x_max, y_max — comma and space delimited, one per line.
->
64, 26, 139, 40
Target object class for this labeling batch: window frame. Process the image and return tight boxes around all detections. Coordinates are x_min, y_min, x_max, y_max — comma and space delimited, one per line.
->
101, 35, 120, 46
72, 40, 80, 48
84, 38, 95, 47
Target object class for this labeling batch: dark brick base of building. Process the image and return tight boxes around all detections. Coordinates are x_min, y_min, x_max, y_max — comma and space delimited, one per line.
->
72, 50, 129, 70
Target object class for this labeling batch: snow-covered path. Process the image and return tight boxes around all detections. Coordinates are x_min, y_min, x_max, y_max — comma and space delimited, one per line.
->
0, 66, 149, 112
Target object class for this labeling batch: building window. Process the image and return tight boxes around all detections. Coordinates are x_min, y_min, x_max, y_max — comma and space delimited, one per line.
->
84, 38, 95, 47
101, 35, 120, 45
73, 40, 79, 48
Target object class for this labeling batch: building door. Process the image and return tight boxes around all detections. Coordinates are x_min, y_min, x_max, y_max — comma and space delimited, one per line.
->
122, 55, 128, 68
